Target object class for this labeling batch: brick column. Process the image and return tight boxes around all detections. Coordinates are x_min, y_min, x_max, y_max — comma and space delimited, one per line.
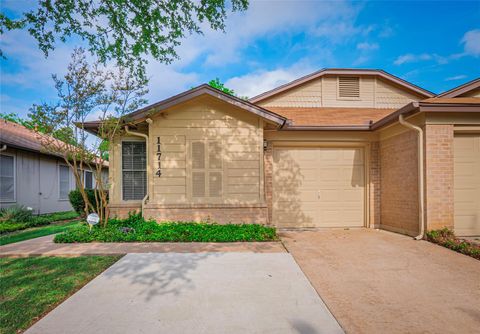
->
264, 142, 273, 224
369, 142, 381, 228
424, 124, 454, 231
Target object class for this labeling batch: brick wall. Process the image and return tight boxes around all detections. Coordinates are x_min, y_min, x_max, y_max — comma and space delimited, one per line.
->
380, 130, 419, 236
369, 142, 381, 228
424, 124, 454, 231
143, 204, 267, 224
264, 142, 273, 224
108, 204, 142, 218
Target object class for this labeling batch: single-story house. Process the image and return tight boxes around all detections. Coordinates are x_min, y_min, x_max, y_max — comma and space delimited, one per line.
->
82, 69, 480, 237
0, 120, 108, 214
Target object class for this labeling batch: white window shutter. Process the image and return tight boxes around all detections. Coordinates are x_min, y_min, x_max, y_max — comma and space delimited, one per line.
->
192, 141, 205, 169
192, 171, 206, 197
209, 172, 222, 197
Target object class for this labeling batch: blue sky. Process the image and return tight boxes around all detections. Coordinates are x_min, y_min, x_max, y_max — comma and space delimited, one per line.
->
1, 0, 479, 120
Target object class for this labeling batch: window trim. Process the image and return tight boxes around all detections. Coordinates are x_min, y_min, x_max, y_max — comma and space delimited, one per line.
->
58, 164, 71, 201
121, 139, 147, 202
337, 76, 361, 101
0, 152, 16, 203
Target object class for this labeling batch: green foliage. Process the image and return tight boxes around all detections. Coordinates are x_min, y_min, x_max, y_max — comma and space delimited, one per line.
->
0, 256, 120, 333
1, 1, 249, 79
0, 211, 79, 234
208, 78, 236, 96
54, 213, 278, 243
0, 221, 82, 246
68, 189, 106, 215
0, 205, 33, 223
426, 228, 480, 260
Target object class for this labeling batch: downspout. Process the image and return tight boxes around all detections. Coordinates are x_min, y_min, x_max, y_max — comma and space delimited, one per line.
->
398, 114, 425, 240
0, 144, 6, 152
124, 120, 152, 213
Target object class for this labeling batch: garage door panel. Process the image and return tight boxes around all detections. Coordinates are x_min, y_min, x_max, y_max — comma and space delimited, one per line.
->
273, 147, 365, 228
454, 134, 480, 236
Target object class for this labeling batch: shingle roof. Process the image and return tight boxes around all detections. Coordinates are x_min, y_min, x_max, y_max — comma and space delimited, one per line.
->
0, 119, 108, 167
263, 107, 396, 126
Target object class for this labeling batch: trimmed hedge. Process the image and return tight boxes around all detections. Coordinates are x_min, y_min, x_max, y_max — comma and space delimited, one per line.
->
54, 213, 277, 243
0, 211, 80, 235
426, 228, 480, 260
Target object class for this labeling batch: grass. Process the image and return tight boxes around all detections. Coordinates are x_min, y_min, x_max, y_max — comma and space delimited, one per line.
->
55, 213, 277, 243
0, 220, 83, 246
0, 211, 80, 234
426, 228, 480, 260
0, 256, 121, 334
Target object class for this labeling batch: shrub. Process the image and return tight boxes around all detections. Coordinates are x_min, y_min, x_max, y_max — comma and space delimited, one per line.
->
426, 228, 480, 260
54, 213, 278, 243
0, 205, 33, 223
68, 189, 107, 215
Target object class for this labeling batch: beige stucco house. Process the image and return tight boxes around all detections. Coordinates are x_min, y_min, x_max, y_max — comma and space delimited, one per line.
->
83, 69, 480, 237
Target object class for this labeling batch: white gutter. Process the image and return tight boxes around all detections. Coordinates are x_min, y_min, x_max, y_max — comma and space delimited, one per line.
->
398, 114, 425, 240
0, 144, 6, 152
125, 120, 152, 212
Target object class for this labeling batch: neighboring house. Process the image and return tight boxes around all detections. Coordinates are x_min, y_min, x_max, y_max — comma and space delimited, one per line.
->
0, 120, 108, 214
82, 69, 480, 237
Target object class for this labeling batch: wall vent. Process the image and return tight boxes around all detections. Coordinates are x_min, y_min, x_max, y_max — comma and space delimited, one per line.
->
338, 77, 360, 98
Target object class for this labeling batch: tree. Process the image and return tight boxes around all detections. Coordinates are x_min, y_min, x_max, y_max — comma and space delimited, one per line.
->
31, 48, 148, 225
1, 0, 249, 78
208, 78, 248, 99
208, 78, 236, 96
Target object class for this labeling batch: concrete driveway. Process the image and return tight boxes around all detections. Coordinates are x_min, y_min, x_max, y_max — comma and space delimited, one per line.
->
25, 253, 343, 334
281, 229, 480, 334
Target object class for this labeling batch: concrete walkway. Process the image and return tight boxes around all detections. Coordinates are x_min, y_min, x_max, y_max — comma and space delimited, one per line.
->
0, 235, 285, 256
281, 229, 480, 334
25, 253, 343, 334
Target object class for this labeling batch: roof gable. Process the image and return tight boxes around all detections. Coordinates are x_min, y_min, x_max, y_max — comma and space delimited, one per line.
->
82, 85, 286, 134
249, 68, 434, 103
437, 78, 480, 98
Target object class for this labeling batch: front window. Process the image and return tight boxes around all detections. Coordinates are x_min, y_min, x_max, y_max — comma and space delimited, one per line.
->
122, 141, 146, 201
84, 170, 93, 189
0, 154, 15, 202
59, 165, 70, 199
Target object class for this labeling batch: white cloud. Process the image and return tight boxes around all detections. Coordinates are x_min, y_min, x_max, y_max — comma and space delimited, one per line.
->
445, 75, 467, 81
461, 29, 480, 56
225, 62, 315, 98
394, 53, 447, 65
357, 42, 379, 51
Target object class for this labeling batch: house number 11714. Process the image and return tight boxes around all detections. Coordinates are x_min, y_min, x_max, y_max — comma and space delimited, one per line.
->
156, 137, 162, 177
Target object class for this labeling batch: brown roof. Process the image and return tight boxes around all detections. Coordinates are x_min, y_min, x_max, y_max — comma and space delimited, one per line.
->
0, 119, 108, 167
82, 84, 287, 134
250, 68, 434, 103
421, 97, 480, 104
436, 78, 480, 98
264, 107, 396, 127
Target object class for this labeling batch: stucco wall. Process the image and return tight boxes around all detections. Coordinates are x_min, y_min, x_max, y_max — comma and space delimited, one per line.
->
379, 130, 419, 236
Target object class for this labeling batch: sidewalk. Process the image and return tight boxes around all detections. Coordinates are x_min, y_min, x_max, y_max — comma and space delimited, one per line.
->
0, 235, 286, 257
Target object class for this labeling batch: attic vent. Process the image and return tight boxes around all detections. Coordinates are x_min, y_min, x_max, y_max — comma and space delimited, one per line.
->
338, 77, 360, 98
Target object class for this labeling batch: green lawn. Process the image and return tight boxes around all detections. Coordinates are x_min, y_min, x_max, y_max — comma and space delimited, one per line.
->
0, 211, 80, 234
0, 256, 121, 334
0, 220, 83, 246
54, 214, 278, 243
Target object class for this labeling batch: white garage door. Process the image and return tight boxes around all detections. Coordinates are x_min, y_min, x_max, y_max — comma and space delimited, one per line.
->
273, 147, 365, 228
454, 134, 480, 236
